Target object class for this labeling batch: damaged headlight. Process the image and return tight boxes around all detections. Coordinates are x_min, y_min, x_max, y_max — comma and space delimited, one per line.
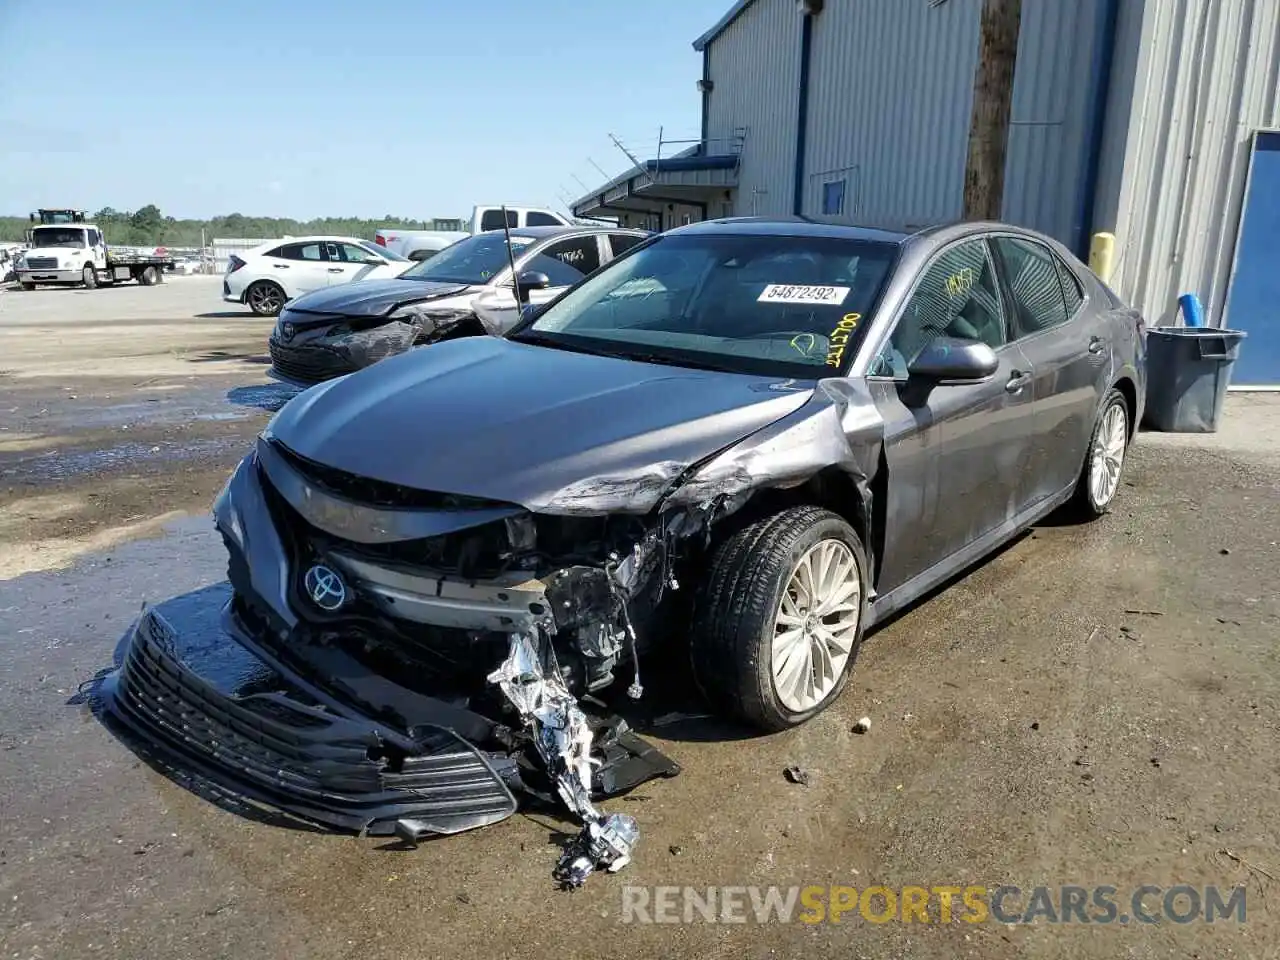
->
389, 303, 474, 335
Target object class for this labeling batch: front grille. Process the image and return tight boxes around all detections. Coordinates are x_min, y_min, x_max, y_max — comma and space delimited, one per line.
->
269, 440, 509, 511
25, 257, 57, 270
268, 338, 358, 385
107, 611, 517, 835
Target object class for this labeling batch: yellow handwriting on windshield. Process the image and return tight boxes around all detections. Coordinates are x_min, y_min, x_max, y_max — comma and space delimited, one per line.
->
825, 313, 862, 368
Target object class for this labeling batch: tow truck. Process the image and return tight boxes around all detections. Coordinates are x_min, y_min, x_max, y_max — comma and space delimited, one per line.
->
15, 209, 175, 290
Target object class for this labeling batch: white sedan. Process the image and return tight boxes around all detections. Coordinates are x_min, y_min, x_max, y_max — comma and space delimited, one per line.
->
223, 236, 410, 316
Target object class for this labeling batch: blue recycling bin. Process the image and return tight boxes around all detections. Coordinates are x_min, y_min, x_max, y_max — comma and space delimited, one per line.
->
1143, 327, 1247, 433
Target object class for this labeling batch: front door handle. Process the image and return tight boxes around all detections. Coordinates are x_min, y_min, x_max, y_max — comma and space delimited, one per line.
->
327, 267, 344, 273
1088, 336, 1107, 354
1006, 370, 1032, 393
272, 263, 289, 269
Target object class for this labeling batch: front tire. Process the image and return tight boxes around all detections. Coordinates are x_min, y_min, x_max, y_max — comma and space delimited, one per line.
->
82, 264, 98, 289
690, 506, 869, 732
1069, 388, 1130, 519
20, 282, 35, 291
246, 280, 286, 316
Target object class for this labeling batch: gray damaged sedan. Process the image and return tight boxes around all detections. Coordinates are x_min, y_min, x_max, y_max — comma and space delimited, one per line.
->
105, 217, 1145, 885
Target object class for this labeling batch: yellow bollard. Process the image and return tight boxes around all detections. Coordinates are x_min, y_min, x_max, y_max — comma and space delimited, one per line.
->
1089, 232, 1116, 282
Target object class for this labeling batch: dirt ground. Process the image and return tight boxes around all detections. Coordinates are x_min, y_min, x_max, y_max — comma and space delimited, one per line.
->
0, 279, 1277, 959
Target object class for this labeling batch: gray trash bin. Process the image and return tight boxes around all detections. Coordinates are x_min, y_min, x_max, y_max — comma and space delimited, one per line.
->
1143, 326, 1247, 433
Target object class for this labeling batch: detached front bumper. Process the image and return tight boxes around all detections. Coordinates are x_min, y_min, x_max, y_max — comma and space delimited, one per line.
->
101, 605, 520, 837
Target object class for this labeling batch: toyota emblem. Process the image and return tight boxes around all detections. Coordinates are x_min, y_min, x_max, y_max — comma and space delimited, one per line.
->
279, 321, 296, 343
304, 564, 347, 612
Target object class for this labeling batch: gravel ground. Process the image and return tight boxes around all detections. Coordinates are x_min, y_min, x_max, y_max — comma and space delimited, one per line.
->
0, 281, 1277, 959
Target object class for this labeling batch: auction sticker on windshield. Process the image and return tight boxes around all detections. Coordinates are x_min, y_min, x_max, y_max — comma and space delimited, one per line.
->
757, 284, 850, 305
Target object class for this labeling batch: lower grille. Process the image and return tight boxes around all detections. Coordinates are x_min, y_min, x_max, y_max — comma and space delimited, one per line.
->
25, 257, 58, 270
106, 609, 518, 835
268, 338, 358, 384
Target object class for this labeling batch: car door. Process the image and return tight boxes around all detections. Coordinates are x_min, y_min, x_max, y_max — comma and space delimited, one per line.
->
267, 242, 330, 296
990, 235, 1110, 506
866, 237, 1038, 591
329, 242, 396, 285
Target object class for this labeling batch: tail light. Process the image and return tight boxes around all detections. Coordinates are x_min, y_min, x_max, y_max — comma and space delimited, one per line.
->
227, 255, 246, 274
374, 235, 386, 246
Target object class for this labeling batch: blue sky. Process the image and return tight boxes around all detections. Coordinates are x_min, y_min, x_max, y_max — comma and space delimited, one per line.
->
0, 0, 728, 220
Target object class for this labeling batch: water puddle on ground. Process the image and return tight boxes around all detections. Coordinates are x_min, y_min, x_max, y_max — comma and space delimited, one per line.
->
2, 437, 245, 482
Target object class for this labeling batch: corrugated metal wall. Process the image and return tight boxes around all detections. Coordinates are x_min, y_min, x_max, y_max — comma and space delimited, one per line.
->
802, 0, 980, 228
1095, 0, 1280, 326
704, 0, 802, 217
772, 0, 1106, 240
1002, 0, 1110, 246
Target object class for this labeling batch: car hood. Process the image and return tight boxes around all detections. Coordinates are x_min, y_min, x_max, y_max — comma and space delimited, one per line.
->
285, 279, 481, 319
268, 336, 816, 514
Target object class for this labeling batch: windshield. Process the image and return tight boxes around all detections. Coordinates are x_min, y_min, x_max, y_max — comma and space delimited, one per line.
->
512, 233, 898, 377
398, 232, 536, 284
362, 240, 408, 262
31, 227, 87, 249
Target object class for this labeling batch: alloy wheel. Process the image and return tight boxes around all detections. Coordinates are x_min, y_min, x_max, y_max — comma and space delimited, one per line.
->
1089, 403, 1127, 508
771, 538, 861, 713
250, 283, 284, 315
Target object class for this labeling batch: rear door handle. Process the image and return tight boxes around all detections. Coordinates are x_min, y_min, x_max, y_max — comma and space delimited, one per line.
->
273, 263, 289, 269
1088, 336, 1107, 354
1006, 370, 1032, 393
327, 267, 344, 273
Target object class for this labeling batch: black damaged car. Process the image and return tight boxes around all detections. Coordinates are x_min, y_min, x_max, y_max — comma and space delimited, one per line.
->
266, 225, 651, 386
105, 217, 1145, 883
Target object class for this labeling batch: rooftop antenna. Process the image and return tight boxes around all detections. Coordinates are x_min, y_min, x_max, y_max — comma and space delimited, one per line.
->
498, 205, 525, 305
608, 133, 644, 170
586, 157, 611, 181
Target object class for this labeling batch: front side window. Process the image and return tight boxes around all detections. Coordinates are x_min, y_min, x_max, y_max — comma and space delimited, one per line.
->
993, 236, 1069, 339
513, 233, 898, 378
354, 240, 407, 262
519, 236, 602, 285
87, 230, 101, 247
872, 239, 1006, 378
397, 232, 537, 284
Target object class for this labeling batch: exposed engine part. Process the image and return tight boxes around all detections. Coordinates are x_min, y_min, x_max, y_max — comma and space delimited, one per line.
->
487, 630, 640, 887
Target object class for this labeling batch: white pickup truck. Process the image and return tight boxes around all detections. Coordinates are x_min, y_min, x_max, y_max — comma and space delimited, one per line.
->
373, 204, 572, 261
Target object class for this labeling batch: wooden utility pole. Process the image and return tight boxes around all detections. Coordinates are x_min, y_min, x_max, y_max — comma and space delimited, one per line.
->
963, 0, 1023, 220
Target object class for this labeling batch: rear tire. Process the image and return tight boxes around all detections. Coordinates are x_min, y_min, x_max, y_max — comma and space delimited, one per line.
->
247, 280, 286, 316
1068, 388, 1130, 520
138, 266, 157, 286
82, 265, 98, 289
690, 506, 869, 732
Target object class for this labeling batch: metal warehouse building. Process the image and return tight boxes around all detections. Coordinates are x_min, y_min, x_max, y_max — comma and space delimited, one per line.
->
572, 0, 1280, 385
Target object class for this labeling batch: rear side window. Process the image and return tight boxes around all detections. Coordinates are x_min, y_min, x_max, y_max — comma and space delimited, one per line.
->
1056, 258, 1085, 314
526, 211, 562, 227
993, 236, 1069, 338
273, 243, 325, 261
608, 233, 645, 257
479, 209, 517, 231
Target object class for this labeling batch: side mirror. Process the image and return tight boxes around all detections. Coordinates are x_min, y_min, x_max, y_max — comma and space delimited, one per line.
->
907, 336, 999, 384
514, 270, 551, 304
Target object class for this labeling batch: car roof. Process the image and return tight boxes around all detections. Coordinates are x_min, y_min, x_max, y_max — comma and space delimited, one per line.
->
503, 225, 651, 240
247, 236, 376, 254
667, 217, 911, 244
